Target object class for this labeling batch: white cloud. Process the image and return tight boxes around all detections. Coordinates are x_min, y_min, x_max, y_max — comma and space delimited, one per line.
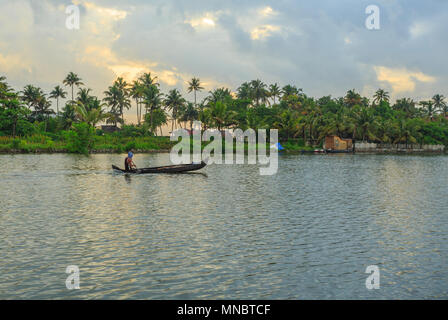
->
186, 13, 217, 29
409, 22, 432, 38
250, 25, 281, 40
374, 66, 436, 94
259, 6, 277, 17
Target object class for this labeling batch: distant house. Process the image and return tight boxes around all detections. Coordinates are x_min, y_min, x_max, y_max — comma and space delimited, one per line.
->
101, 125, 120, 133
324, 135, 353, 153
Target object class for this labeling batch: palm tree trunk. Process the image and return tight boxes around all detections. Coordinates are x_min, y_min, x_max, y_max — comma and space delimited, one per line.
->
136, 99, 140, 125
12, 117, 17, 138
56, 98, 59, 115
71, 85, 74, 102
150, 108, 154, 133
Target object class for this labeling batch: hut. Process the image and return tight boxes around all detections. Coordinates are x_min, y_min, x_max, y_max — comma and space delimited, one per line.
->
324, 135, 353, 153
101, 125, 120, 133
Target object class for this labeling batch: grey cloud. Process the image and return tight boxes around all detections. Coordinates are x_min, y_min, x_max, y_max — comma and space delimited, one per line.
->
0, 0, 447, 104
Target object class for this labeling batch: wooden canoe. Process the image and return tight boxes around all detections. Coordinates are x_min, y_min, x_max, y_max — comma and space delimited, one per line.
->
112, 161, 207, 174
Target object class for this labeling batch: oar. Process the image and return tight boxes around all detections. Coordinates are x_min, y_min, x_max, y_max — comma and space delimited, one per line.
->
134, 166, 142, 174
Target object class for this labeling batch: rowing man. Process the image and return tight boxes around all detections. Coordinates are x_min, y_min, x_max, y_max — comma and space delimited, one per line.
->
124, 151, 137, 172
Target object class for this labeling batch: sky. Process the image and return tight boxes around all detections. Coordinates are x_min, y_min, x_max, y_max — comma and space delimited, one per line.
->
0, 0, 447, 123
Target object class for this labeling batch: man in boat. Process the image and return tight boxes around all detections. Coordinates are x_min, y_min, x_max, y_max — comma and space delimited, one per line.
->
124, 151, 137, 172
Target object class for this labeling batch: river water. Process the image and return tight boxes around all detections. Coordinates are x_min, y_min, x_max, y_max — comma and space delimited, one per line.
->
0, 153, 447, 299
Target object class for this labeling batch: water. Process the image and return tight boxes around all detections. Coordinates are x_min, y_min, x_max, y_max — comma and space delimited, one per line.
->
0, 153, 447, 299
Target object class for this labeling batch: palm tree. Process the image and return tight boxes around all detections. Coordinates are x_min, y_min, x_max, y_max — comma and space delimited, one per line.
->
105, 112, 122, 127
207, 101, 237, 131
139, 72, 159, 87
164, 89, 185, 133
60, 103, 76, 129
206, 87, 233, 104
322, 109, 349, 138
351, 106, 379, 141
142, 84, 163, 132
145, 108, 168, 136
21, 85, 42, 109
76, 88, 94, 110
273, 109, 300, 140
1, 94, 29, 138
393, 98, 416, 118
63, 72, 84, 101
282, 84, 301, 98
269, 83, 281, 105
130, 80, 144, 125
432, 94, 447, 116
74, 102, 107, 127
180, 102, 199, 132
49, 85, 67, 115
303, 105, 323, 145
187, 77, 204, 108
420, 100, 436, 120
373, 88, 390, 105
103, 77, 131, 124
198, 107, 213, 131
0, 75, 11, 97
394, 118, 420, 148
344, 89, 363, 108
250, 79, 268, 106
33, 94, 54, 131
237, 82, 252, 100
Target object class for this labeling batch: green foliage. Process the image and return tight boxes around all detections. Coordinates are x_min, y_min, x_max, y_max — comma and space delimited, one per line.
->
65, 122, 94, 154
11, 139, 20, 149
117, 124, 152, 137
1, 73, 448, 151
125, 140, 136, 151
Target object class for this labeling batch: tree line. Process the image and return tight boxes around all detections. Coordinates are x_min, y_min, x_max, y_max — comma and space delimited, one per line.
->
1, 73, 448, 146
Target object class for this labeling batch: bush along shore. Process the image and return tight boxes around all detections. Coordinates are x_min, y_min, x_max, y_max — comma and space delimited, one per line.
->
1, 72, 448, 155
0, 132, 317, 155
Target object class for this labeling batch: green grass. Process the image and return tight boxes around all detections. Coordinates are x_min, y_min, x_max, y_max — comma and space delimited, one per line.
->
0, 134, 320, 154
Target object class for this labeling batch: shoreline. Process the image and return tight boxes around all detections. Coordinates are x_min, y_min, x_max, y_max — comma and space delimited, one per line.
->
1, 149, 446, 155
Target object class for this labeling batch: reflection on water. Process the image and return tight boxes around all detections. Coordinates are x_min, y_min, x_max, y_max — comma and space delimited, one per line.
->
0, 153, 447, 299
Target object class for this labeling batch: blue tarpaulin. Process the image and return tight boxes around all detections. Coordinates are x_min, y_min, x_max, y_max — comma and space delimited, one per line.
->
271, 143, 284, 151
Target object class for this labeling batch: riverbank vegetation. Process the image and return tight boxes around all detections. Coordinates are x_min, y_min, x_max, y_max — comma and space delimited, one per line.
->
1, 73, 447, 154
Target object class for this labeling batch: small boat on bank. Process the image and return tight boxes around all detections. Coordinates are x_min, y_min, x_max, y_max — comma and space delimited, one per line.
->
325, 149, 353, 154
112, 161, 207, 174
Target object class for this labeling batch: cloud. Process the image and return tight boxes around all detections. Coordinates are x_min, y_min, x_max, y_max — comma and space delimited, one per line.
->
0, 0, 447, 119
81, 1, 127, 21
259, 6, 277, 17
0, 53, 32, 74
250, 25, 281, 40
186, 13, 217, 29
374, 66, 436, 94
409, 22, 432, 38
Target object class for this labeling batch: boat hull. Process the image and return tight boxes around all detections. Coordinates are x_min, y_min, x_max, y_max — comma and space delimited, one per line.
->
325, 149, 353, 154
112, 161, 207, 174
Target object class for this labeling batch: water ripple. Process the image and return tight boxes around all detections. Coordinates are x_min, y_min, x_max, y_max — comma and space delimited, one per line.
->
0, 153, 447, 299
